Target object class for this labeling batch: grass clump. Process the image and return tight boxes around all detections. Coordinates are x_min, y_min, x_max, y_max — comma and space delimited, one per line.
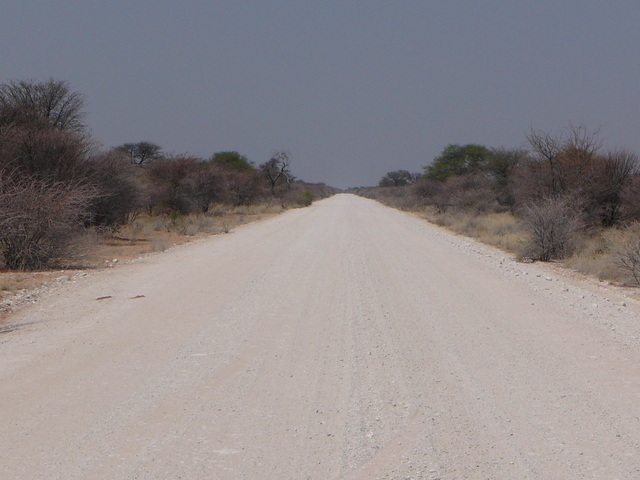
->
425, 209, 525, 255
563, 224, 640, 285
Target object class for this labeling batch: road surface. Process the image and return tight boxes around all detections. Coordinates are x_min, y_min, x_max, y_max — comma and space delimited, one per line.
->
1, 194, 640, 479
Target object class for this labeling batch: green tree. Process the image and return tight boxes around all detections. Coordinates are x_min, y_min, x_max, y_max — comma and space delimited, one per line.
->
423, 144, 490, 182
210, 151, 254, 171
486, 147, 526, 207
115, 142, 162, 165
379, 170, 420, 187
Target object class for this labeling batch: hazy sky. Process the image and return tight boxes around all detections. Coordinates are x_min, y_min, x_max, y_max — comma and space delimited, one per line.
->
2, 1, 639, 188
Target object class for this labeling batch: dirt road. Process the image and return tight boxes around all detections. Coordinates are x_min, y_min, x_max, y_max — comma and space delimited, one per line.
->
1, 194, 640, 479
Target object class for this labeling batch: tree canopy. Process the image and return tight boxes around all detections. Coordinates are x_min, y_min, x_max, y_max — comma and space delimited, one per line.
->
379, 170, 420, 187
115, 142, 163, 165
210, 151, 253, 171
423, 144, 490, 182
0, 78, 86, 131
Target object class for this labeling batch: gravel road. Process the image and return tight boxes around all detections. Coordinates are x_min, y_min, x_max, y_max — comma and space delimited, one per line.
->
2, 194, 640, 479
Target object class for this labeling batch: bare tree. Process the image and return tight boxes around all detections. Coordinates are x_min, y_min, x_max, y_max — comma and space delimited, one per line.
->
260, 150, 293, 195
0, 78, 86, 131
0, 80, 95, 186
0, 126, 93, 183
525, 124, 602, 195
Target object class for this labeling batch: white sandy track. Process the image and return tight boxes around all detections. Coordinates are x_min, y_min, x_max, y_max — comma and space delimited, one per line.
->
1, 194, 640, 479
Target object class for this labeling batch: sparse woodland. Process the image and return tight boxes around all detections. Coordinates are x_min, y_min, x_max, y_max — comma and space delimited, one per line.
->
357, 127, 640, 285
0, 79, 336, 270
3, 78, 639, 286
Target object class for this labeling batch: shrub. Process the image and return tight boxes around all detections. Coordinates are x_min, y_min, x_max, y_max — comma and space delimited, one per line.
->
446, 174, 498, 213
521, 196, 583, 261
145, 155, 200, 213
620, 174, 640, 222
412, 180, 444, 211
224, 169, 264, 206
85, 151, 140, 228
299, 190, 314, 206
615, 224, 640, 285
0, 124, 93, 184
0, 175, 93, 269
175, 164, 225, 213
519, 126, 638, 227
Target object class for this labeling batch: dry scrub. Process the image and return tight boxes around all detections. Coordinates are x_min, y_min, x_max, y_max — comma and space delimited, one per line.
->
563, 224, 640, 285
0, 202, 291, 312
359, 186, 640, 287
424, 209, 525, 254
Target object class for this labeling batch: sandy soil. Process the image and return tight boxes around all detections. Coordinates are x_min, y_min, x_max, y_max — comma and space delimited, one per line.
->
1, 194, 640, 479
0, 210, 276, 319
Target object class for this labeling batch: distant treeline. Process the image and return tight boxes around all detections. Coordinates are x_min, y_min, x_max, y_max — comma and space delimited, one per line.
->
0, 78, 337, 269
355, 125, 640, 267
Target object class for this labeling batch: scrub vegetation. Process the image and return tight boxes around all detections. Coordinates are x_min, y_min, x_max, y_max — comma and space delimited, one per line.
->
356, 125, 640, 285
0, 78, 337, 270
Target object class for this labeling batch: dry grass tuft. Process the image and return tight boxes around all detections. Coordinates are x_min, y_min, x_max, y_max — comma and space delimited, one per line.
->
0, 276, 25, 293
116, 206, 278, 240
361, 185, 639, 287
423, 209, 525, 255
564, 227, 637, 284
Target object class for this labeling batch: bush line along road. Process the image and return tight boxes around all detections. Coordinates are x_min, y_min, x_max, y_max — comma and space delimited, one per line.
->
1, 195, 639, 479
